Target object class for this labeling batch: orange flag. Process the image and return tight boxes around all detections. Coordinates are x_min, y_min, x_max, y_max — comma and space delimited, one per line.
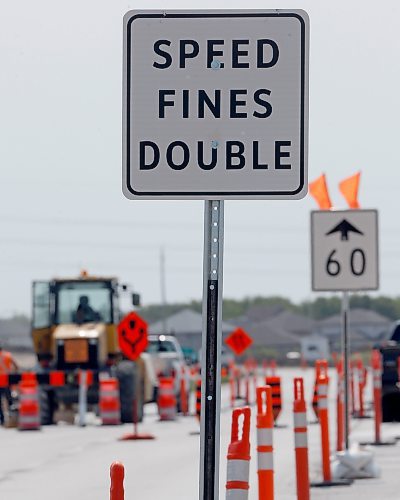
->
309, 174, 332, 209
339, 172, 360, 209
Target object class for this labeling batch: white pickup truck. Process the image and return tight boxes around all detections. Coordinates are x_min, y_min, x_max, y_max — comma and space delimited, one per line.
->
145, 334, 188, 405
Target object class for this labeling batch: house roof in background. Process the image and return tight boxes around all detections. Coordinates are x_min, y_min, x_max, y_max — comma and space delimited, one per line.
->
238, 319, 300, 347
318, 308, 391, 327
267, 310, 315, 334
149, 308, 235, 335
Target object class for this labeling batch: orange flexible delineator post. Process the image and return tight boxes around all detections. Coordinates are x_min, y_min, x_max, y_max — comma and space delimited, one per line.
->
225, 407, 251, 500
350, 361, 356, 416
256, 387, 274, 500
311, 362, 352, 487
180, 366, 189, 416
265, 376, 282, 425
293, 378, 309, 500
354, 357, 367, 419
359, 350, 396, 447
110, 462, 124, 500
318, 373, 331, 482
245, 370, 250, 406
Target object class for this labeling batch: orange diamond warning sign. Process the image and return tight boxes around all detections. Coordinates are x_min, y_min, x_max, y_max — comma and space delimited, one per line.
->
225, 328, 253, 356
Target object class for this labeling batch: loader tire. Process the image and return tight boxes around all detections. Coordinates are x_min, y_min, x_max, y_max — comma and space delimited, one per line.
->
40, 389, 54, 425
116, 361, 144, 423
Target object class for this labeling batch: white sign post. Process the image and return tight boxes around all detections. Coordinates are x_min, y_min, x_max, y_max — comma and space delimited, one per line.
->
123, 10, 309, 500
311, 209, 379, 453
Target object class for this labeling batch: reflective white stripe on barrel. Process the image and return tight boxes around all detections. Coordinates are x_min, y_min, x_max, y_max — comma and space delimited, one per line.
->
19, 416, 40, 424
293, 411, 307, 428
19, 393, 39, 401
226, 489, 248, 500
101, 390, 119, 398
160, 388, 175, 396
226, 460, 250, 483
101, 411, 120, 419
257, 427, 273, 446
295, 430, 308, 448
318, 398, 328, 410
257, 451, 273, 470
318, 384, 328, 396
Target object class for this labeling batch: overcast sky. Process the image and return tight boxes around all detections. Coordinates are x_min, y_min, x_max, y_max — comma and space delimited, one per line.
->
1, 0, 399, 317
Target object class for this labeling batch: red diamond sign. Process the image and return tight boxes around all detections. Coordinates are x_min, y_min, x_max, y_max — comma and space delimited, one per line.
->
225, 328, 253, 356
117, 312, 148, 361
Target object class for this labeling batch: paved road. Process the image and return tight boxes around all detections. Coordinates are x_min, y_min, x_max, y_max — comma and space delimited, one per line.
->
0, 367, 398, 499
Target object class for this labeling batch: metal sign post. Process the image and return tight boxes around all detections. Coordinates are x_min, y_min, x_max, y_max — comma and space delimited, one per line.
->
200, 200, 224, 500
341, 291, 350, 450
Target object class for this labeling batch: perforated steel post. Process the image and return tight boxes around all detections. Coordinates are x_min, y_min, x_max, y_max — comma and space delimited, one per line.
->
200, 200, 224, 500
341, 291, 350, 450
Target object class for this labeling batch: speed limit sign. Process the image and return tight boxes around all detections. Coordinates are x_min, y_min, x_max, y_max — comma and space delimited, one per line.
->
311, 209, 379, 291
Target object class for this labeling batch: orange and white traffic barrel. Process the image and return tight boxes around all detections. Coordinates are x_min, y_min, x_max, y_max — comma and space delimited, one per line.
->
265, 376, 282, 424
18, 379, 41, 431
293, 378, 310, 500
158, 377, 177, 421
225, 407, 251, 500
256, 386, 274, 500
110, 461, 124, 500
99, 378, 121, 425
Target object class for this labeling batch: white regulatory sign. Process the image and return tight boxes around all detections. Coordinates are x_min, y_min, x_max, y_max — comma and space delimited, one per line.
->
123, 10, 309, 200
311, 210, 379, 292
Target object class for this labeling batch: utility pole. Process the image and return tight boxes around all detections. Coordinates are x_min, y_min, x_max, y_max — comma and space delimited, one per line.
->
160, 247, 168, 334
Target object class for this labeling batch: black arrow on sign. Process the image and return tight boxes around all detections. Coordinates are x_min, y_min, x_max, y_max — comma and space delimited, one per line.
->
326, 219, 364, 241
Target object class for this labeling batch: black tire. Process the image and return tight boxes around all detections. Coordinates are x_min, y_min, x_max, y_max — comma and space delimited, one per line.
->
40, 389, 54, 425
115, 361, 143, 423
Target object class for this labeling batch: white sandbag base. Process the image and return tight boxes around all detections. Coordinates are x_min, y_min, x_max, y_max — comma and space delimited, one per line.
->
332, 444, 380, 480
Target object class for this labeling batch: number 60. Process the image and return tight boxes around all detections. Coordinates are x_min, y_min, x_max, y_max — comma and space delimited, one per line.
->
326, 249, 366, 277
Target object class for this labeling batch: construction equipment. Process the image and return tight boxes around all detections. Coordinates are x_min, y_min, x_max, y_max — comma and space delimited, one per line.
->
31, 271, 152, 424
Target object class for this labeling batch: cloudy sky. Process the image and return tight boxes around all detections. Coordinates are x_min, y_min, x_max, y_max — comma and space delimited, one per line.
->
1, 0, 399, 316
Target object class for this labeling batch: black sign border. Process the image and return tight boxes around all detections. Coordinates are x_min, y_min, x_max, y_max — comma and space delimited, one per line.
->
125, 11, 308, 198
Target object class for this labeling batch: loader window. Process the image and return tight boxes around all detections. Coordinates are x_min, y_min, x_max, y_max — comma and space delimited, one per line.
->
55, 281, 113, 325
32, 281, 51, 329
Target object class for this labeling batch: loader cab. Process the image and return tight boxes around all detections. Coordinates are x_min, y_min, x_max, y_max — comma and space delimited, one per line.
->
31, 274, 138, 369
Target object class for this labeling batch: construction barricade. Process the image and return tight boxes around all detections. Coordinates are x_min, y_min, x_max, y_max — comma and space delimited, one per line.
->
110, 462, 124, 500
225, 407, 251, 500
18, 378, 41, 431
293, 378, 309, 500
256, 386, 274, 500
265, 376, 282, 425
99, 378, 121, 425
158, 377, 177, 421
